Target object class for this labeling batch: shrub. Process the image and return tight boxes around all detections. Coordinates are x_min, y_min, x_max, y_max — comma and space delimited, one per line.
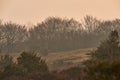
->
83, 30, 120, 80
17, 52, 48, 73
0, 54, 14, 72
0, 54, 21, 79
91, 30, 120, 60
86, 59, 120, 80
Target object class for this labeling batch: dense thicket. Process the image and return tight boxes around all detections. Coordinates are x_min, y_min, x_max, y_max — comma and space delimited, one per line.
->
0, 16, 120, 54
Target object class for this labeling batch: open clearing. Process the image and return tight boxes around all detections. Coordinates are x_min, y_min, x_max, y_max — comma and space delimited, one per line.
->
44, 48, 94, 70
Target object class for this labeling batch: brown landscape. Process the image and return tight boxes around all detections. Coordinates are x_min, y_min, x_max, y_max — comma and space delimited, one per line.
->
0, 0, 120, 80
2, 48, 93, 71
45, 48, 93, 70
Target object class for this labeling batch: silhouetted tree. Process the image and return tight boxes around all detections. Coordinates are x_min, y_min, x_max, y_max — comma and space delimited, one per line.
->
17, 52, 48, 73
92, 30, 120, 60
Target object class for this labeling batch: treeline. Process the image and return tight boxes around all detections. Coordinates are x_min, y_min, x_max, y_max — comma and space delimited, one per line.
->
0, 16, 120, 54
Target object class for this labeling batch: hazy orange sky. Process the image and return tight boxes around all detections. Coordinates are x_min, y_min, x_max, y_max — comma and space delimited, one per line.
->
0, 0, 120, 25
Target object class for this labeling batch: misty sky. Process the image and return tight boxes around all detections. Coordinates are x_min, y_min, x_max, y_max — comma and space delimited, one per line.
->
0, 0, 120, 25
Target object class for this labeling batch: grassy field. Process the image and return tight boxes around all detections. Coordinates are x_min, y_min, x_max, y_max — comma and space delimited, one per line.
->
44, 48, 94, 71
0, 48, 94, 71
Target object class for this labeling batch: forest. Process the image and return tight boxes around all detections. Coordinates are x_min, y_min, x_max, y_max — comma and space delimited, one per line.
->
0, 15, 120, 54
0, 16, 120, 80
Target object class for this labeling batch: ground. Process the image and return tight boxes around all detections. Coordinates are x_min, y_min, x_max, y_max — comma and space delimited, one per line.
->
44, 48, 94, 71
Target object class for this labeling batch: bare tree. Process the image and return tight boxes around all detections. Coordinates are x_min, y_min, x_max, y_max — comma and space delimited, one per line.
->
1, 22, 27, 53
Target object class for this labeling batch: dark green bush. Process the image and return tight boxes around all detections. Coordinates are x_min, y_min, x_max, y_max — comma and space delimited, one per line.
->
83, 30, 120, 80
0, 52, 49, 80
0, 54, 21, 79
91, 30, 120, 60
17, 52, 48, 73
86, 59, 120, 80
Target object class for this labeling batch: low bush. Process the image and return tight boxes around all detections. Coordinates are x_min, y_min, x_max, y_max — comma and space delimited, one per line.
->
86, 59, 120, 80
0, 52, 48, 80
17, 52, 48, 73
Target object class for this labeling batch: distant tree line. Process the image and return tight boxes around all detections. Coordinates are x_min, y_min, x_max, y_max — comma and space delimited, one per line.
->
0, 16, 120, 54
